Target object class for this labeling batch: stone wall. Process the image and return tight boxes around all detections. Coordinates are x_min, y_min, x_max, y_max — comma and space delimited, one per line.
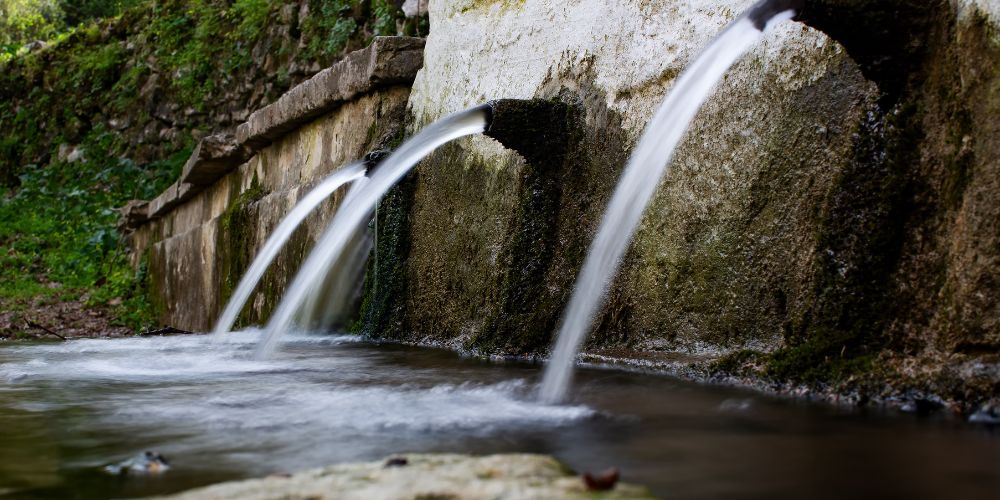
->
130, 1, 1000, 403
128, 38, 423, 331
381, 0, 876, 355
359, 0, 1000, 401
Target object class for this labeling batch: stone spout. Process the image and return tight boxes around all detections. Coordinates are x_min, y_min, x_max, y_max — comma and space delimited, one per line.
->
748, 0, 804, 30
794, 0, 946, 100
484, 99, 570, 170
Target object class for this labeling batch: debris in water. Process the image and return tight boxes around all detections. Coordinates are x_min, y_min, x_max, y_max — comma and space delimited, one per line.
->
141, 326, 193, 336
968, 404, 1000, 426
102, 451, 170, 475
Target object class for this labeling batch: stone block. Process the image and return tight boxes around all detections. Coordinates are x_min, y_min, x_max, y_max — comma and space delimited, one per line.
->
236, 36, 425, 149
179, 133, 251, 186
147, 182, 180, 219
117, 199, 149, 231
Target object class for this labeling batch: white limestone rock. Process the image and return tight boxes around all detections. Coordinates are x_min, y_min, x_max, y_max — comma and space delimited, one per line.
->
157, 453, 654, 500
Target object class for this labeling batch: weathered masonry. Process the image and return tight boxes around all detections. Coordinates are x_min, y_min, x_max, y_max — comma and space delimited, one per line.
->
126, 37, 424, 331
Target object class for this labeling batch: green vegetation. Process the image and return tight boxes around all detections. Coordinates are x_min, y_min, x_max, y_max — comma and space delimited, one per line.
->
0, 0, 411, 334
0, 128, 187, 331
218, 173, 267, 323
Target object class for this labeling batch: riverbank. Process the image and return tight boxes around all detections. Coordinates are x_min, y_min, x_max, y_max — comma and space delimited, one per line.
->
0, 293, 131, 340
372, 334, 1000, 425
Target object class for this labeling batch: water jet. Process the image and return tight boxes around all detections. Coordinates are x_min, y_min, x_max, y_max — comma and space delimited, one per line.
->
257, 105, 492, 356
539, 0, 799, 403
212, 163, 366, 337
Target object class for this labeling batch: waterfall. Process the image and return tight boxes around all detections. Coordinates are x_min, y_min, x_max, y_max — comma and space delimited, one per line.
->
256, 105, 491, 357
211, 163, 367, 337
539, 0, 798, 403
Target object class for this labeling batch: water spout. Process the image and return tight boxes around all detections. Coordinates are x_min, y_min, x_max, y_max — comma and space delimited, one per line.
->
211, 163, 367, 337
257, 105, 491, 357
538, 0, 797, 403
484, 98, 569, 169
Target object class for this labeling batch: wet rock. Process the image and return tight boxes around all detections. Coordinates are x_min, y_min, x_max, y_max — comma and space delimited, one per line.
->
157, 454, 652, 499
899, 394, 945, 417
388, 0, 1000, 408
102, 451, 170, 475
139, 326, 193, 336
968, 402, 1000, 425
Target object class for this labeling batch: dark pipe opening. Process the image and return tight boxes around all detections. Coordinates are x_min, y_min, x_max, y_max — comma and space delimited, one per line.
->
363, 149, 392, 176
795, 0, 945, 102
748, 0, 804, 30
484, 98, 570, 170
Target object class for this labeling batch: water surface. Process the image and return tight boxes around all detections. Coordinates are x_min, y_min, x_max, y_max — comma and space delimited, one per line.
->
0, 334, 997, 499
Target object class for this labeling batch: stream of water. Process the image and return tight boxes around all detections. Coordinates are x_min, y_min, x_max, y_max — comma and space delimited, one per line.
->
257, 106, 490, 357
1, 335, 998, 499
211, 163, 366, 338
539, 1, 797, 403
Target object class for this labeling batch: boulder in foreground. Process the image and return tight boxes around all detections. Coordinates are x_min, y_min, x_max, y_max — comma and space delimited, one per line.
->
157, 453, 654, 500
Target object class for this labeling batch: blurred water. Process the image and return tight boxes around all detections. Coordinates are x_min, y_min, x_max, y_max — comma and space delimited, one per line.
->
258, 106, 490, 356
211, 163, 366, 337
1, 334, 998, 499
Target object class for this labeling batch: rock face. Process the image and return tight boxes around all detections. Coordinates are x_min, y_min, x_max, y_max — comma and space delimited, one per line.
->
157, 454, 653, 500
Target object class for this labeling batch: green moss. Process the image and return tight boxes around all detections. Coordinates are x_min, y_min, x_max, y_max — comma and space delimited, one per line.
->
710, 349, 764, 376
218, 173, 267, 326
457, 100, 573, 354
460, 0, 526, 14
764, 94, 924, 384
767, 327, 878, 382
354, 172, 417, 338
